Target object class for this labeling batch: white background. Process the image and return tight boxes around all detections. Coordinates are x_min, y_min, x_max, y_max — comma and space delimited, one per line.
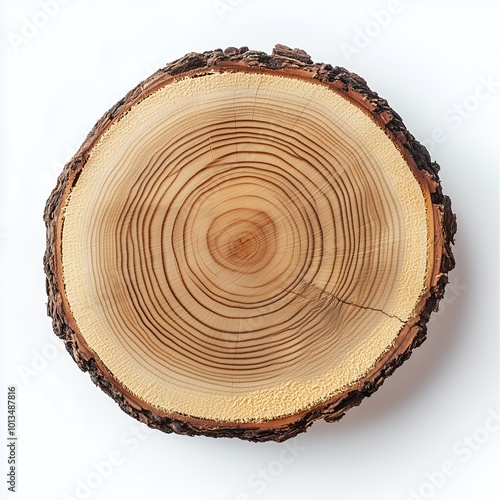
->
1, 1, 499, 499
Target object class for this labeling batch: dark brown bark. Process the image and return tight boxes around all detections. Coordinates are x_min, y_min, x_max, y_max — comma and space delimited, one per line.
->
44, 44, 456, 442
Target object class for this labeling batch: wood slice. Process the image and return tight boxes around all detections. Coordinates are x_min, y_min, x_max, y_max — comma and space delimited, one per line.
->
44, 45, 456, 442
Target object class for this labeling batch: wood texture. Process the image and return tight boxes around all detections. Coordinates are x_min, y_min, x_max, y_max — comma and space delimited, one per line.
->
44, 45, 456, 442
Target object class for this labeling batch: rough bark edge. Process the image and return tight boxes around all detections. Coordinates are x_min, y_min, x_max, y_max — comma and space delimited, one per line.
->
43, 44, 457, 442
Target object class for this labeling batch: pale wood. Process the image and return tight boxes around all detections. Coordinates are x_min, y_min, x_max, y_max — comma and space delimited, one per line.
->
44, 45, 456, 441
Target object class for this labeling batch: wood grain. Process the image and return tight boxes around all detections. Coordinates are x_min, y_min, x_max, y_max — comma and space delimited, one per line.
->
44, 45, 456, 441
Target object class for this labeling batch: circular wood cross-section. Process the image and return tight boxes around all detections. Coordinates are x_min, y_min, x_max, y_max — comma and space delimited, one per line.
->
44, 45, 456, 441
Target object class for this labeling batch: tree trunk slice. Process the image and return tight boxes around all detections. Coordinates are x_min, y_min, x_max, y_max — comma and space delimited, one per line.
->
44, 45, 456, 442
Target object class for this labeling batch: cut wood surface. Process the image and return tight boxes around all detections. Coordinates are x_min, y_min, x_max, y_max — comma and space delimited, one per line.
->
44, 45, 456, 442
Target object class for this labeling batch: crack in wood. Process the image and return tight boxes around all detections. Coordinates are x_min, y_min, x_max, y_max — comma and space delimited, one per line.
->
290, 281, 405, 323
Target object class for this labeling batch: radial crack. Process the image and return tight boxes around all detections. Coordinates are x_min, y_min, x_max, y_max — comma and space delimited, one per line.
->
290, 281, 405, 324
